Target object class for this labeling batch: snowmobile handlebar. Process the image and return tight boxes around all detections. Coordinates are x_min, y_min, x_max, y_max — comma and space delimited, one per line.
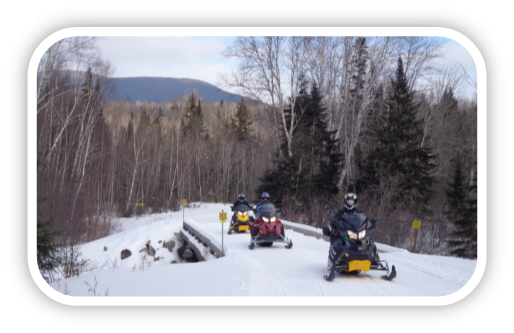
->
367, 218, 379, 230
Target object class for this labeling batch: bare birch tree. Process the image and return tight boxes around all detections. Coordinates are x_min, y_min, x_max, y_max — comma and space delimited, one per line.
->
221, 37, 309, 158
336, 37, 399, 188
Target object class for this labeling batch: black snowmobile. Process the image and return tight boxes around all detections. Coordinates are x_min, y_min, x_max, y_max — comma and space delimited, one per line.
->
322, 211, 396, 281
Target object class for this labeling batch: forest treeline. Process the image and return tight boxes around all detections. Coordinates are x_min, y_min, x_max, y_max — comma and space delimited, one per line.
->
37, 36, 477, 280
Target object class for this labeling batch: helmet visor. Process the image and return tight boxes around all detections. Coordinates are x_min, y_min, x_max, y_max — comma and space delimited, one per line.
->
346, 199, 355, 206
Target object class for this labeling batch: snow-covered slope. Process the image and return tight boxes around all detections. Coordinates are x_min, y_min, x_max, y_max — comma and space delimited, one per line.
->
48, 203, 477, 300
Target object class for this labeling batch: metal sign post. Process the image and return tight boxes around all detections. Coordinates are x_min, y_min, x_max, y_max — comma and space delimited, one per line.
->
410, 220, 422, 252
135, 202, 144, 219
219, 210, 227, 255
180, 199, 187, 223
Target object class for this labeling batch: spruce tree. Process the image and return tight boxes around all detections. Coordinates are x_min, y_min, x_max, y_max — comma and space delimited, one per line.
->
447, 159, 477, 258
231, 99, 254, 142
182, 92, 208, 139
127, 119, 134, 141
446, 157, 467, 222
256, 80, 341, 206
139, 106, 150, 127
303, 84, 341, 198
256, 80, 309, 205
357, 57, 435, 210
37, 198, 61, 282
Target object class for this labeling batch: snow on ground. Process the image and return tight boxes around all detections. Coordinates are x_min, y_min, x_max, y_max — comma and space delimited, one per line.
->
49, 203, 477, 297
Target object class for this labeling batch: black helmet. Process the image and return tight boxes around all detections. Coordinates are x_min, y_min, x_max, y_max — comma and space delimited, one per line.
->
344, 193, 358, 210
261, 192, 270, 202
238, 193, 245, 203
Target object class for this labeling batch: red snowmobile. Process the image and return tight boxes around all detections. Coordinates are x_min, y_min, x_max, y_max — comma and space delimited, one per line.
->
248, 202, 293, 249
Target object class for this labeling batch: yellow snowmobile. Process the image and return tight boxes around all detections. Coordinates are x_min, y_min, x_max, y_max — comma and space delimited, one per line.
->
228, 204, 254, 234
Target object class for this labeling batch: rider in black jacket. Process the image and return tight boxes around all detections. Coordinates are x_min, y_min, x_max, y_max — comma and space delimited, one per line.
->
231, 193, 250, 225
322, 193, 361, 281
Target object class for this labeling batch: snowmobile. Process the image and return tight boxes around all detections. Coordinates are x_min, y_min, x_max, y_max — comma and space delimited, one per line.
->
228, 204, 254, 234
322, 211, 396, 281
248, 202, 293, 249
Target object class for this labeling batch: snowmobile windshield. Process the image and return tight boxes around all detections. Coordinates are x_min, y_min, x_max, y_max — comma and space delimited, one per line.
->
340, 212, 368, 232
257, 202, 277, 219
234, 204, 250, 213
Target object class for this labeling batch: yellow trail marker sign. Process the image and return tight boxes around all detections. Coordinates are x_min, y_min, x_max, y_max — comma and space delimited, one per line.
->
412, 220, 421, 229
135, 203, 139, 206
180, 199, 187, 206
219, 212, 227, 223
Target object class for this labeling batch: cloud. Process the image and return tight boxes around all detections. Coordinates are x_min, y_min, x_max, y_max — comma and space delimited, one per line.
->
97, 36, 236, 84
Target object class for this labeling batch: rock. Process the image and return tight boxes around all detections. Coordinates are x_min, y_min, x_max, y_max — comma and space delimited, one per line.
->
171, 260, 177, 264
146, 244, 156, 256
183, 248, 193, 259
121, 249, 132, 260
177, 243, 187, 258
103, 246, 107, 251
163, 239, 176, 252
158, 240, 162, 244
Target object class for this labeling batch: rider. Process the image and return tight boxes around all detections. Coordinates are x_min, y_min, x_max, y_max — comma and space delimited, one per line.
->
231, 193, 250, 225
255, 192, 271, 210
322, 193, 362, 281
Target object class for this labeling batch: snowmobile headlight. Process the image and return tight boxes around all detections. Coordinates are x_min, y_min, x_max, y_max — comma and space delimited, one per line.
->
238, 212, 243, 216
358, 230, 366, 240
347, 230, 358, 240
262, 217, 269, 222
243, 211, 248, 216
270, 217, 276, 222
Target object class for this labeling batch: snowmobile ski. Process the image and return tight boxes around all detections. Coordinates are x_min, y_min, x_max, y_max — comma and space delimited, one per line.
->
381, 265, 396, 281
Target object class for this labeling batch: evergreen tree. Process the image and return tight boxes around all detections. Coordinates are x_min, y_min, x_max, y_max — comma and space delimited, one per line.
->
37, 198, 61, 282
445, 157, 467, 222
139, 106, 150, 127
256, 80, 341, 206
301, 84, 341, 198
182, 92, 208, 139
81, 67, 93, 96
447, 160, 477, 258
440, 87, 458, 113
256, 80, 309, 205
357, 57, 436, 210
127, 119, 134, 141
231, 99, 254, 142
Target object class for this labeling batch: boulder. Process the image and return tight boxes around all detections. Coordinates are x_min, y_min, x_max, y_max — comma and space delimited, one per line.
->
177, 243, 187, 258
183, 248, 193, 259
163, 239, 176, 252
120, 249, 132, 260
146, 243, 156, 256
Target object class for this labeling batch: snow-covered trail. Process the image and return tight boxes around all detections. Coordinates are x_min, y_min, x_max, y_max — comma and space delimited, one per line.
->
188, 205, 474, 297
48, 203, 477, 297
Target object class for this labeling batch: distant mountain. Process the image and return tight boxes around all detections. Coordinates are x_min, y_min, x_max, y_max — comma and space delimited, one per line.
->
105, 77, 249, 104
